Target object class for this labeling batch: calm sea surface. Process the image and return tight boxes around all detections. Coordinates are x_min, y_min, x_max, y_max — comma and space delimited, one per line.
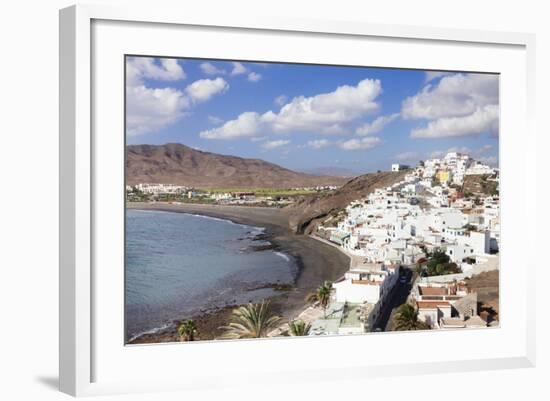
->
125, 209, 296, 340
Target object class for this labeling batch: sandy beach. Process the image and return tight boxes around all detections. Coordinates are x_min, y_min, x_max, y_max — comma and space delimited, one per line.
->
126, 202, 350, 343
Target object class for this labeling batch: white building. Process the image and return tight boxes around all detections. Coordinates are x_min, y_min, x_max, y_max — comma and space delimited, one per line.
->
313, 150, 500, 334
333, 264, 399, 305
465, 162, 495, 176
414, 281, 482, 329
392, 163, 410, 172
134, 183, 189, 195
445, 230, 490, 263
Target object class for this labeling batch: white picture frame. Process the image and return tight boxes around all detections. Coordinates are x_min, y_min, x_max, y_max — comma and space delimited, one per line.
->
59, 3, 536, 397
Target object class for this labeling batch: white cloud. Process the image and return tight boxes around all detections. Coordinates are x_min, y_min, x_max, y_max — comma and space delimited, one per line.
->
248, 72, 262, 82
200, 62, 226, 75
338, 137, 381, 151
430, 150, 446, 159
199, 78, 382, 140
306, 139, 332, 149
230, 62, 248, 76
477, 155, 498, 166
395, 151, 420, 161
429, 145, 498, 162
446, 146, 472, 154
403, 74, 498, 120
356, 113, 399, 136
126, 57, 185, 86
274, 95, 288, 107
270, 79, 381, 132
410, 104, 499, 138
208, 115, 224, 125
126, 57, 189, 137
262, 139, 290, 149
320, 124, 348, 135
126, 85, 190, 137
126, 58, 228, 137
424, 71, 452, 83
200, 112, 262, 139
228, 62, 261, 82
185, 78, 229, 103
403, 73, 499, 139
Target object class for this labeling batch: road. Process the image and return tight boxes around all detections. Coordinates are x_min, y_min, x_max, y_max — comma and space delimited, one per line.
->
372, 267, 414, 331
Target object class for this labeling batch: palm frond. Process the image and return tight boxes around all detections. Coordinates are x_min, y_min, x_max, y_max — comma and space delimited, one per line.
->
393, 303, 427, 331
288, 320, 311, 336
177, 319, 198, 341
220, 301, 281, 339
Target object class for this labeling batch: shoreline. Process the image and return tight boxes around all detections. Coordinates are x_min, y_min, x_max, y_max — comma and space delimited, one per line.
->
127, 202, 350, 343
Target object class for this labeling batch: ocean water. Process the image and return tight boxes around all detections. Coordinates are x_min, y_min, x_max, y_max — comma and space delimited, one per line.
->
125, 209, 297, 341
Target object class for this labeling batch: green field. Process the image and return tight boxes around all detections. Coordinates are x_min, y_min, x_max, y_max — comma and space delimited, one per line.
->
199, 188, 323, 196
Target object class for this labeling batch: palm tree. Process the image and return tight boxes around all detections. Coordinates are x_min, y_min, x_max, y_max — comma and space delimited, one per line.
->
177, 319, 198, 341
393, 303, 428, 331
288, 320, 311, 336
306, 281, 333, 318
220, 301, 281, 339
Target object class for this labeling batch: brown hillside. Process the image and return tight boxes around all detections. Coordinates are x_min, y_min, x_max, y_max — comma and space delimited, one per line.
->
463, 174, 498, 196
464, 270, 499, 324
284, 170, 409, 233
126, 143, 348, 188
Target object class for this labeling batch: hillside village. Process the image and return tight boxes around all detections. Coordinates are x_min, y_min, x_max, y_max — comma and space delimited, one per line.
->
126, 150, 501, 338
305, 152, 500, 335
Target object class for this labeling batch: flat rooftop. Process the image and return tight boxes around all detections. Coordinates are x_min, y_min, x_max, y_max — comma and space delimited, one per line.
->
340, 303, 363, 328
349, 263, 384, 273
419, 286, 448, 296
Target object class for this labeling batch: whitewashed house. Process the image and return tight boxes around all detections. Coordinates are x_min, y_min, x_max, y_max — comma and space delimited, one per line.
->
445, 231, 490, 263
465, 162, 495, 176
333, 264, 399, 305
392, 163, 410, 171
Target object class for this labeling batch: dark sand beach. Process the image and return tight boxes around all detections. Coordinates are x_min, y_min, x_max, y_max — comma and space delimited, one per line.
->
126, 202, 350, 344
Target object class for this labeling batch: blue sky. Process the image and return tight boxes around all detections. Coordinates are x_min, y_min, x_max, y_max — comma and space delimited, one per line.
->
126, 56, 499, 174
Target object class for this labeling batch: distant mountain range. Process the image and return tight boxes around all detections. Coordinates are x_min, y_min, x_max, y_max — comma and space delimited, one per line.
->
299, 167, 359, 178
126, 143, 349, 188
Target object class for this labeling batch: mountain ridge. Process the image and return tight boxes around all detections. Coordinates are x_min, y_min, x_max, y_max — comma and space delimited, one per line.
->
126, 143, 349, 188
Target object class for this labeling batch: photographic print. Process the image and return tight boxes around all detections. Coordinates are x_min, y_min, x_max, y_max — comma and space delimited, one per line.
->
125, 56, 500, 344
